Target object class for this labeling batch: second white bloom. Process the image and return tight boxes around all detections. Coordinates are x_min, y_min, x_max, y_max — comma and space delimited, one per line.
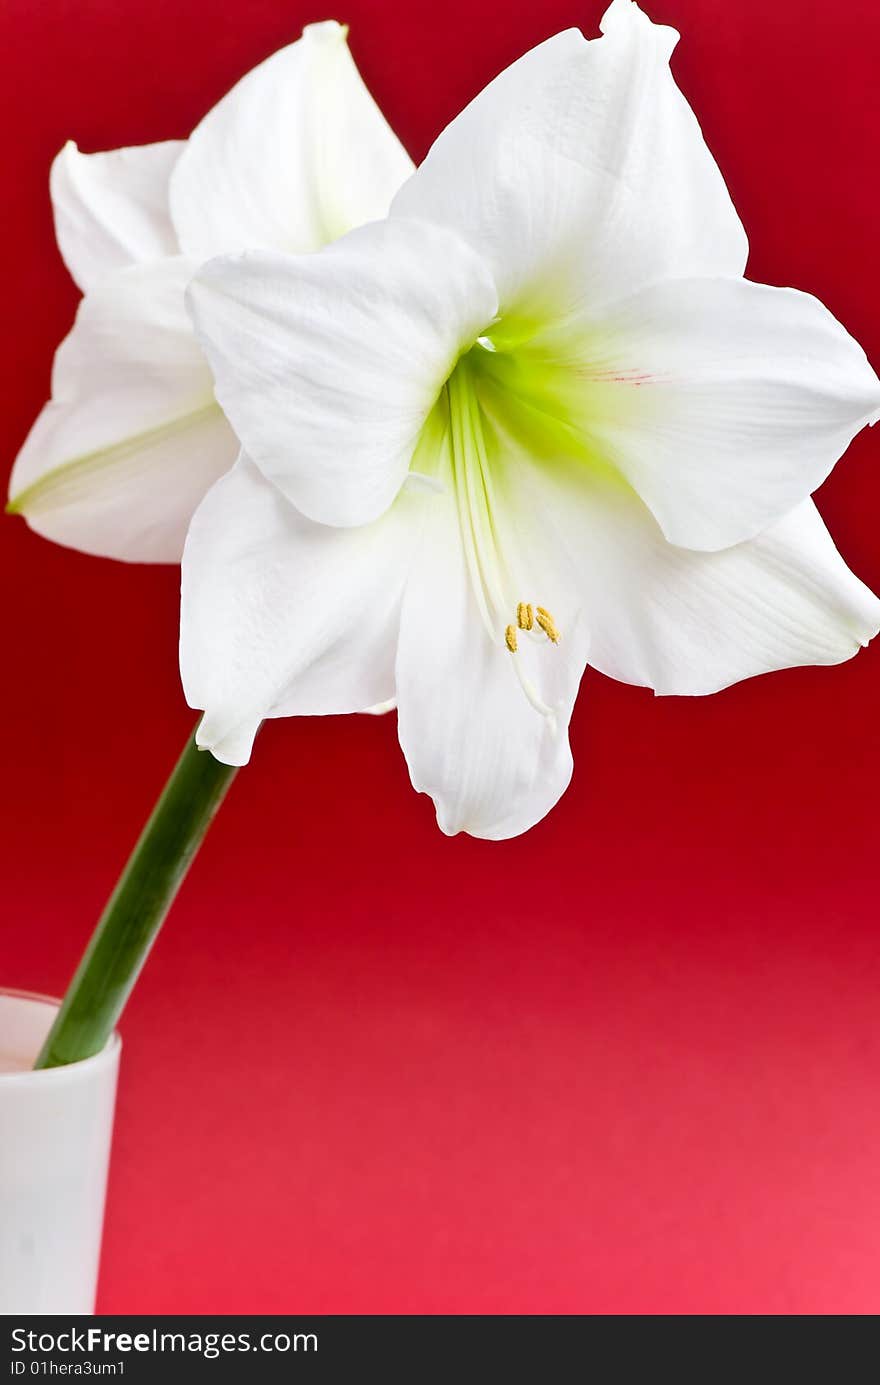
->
8, 22, 412, 561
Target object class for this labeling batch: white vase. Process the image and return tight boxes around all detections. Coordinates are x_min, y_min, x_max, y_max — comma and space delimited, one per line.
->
0, 988, 120, 1314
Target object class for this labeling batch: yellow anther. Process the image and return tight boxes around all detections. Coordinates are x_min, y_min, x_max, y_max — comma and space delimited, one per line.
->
535, 606, 561, 644
507, 602, 561, 653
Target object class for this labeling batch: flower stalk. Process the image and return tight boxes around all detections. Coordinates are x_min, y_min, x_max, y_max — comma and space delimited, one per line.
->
35, 725, 237, 1069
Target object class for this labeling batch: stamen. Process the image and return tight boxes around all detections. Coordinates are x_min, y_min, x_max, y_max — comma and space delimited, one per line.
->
508, 601, 562, 649
535, 606, 561, 644
447, 366, 507, 642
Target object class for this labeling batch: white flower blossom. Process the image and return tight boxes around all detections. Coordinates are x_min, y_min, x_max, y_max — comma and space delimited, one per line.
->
183, 1, 880, 837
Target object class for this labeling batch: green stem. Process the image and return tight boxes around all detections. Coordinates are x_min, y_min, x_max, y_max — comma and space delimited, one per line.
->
35, 722, 238, 1069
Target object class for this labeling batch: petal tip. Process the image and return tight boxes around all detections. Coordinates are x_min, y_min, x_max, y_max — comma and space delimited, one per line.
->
193, 711, 258, 766
302, 19, 349, 46
599, 0, 679, 56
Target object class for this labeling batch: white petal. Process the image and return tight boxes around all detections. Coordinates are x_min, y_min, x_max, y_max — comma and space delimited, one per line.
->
51, 139, 183, 293
392, 0, 746, 318
8, 259, 237, 562
181, 454, 421, 765
169, 21, 413, 259
563, 276, 880, 551
395, 462, 590, 841
510, 443, 880, 695
186, 218, 498, 527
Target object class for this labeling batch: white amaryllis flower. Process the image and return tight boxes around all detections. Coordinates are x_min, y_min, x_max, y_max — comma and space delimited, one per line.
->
182, 0, 880, 839
6, 21, 412, 561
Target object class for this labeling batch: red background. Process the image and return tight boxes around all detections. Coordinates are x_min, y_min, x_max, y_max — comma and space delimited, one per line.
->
3, 0, 880, 1315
